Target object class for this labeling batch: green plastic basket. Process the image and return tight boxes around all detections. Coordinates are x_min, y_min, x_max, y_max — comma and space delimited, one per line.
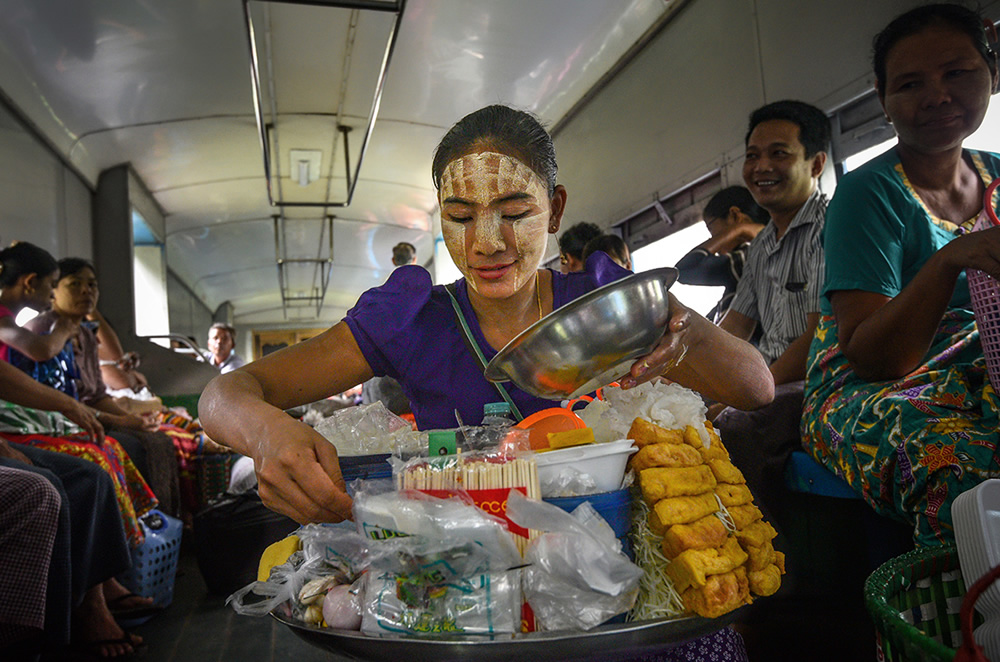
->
865, 546, 968, 662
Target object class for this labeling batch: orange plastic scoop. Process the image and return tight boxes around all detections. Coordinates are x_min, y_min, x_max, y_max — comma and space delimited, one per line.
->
515, 407, 587, 451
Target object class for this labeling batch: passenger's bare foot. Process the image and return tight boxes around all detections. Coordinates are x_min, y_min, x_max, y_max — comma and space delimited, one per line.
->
74, 585, 146, 657
102, 578, 154, 612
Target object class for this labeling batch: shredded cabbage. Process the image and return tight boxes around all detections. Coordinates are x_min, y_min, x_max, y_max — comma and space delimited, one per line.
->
713, 494, 736, 533
627, 495, 685, 620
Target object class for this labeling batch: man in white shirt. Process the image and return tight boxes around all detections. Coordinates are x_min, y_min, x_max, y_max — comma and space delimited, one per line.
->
207, 322, 245, 374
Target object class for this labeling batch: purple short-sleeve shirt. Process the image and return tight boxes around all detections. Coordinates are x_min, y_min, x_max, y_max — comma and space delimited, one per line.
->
344, 252, 631, 430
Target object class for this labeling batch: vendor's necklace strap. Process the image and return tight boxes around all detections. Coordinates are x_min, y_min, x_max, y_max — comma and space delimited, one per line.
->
444, 283, 524, 422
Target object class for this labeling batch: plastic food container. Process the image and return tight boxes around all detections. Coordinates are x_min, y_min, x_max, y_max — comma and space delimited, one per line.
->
544, 487, 633, 559
953, 478, 1000, 616
534, 440, 637, 495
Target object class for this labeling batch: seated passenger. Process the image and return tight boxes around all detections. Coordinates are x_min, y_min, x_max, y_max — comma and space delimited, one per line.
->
711, 100, 830, 535
206, 322, 245, 374
0, 242, 78, 364
0, 250, 165, 529
0, 360, 152, 658
89, 307, 150, 398
10, 257, 182, 517
557, 221, 602, 273
582, 233, 632, 270
675, 186, 767, 324
802, 3, 1000, 547
0, 464, 61, 659
0, 449, 147, 660
201, 105, 774, 662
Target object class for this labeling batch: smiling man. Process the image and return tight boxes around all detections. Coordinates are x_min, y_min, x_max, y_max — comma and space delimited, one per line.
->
720, 100, 830, 385
711, 101, 830, 592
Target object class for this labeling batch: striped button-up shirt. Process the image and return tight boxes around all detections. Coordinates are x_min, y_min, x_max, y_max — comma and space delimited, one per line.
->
729, 189, 827, 364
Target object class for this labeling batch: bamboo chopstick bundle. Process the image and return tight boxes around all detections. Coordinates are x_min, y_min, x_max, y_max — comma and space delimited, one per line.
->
393, 450, 542, 556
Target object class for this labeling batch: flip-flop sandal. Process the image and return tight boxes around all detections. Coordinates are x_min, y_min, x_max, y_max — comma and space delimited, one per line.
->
106, 592, 162, 619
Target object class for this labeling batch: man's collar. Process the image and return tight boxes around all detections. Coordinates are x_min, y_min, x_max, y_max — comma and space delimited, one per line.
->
787, 188, 826, 229
773, 188, 826, 234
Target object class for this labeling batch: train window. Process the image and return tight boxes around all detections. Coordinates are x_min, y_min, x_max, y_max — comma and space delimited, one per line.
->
965, 101, 1000, 155
632, 224, 723, 317
842, 140, 894, 172
14, 307, 38, 327
132, 209, 171, 342
842, 99, 1000, 173
831, 92, 894, 174
621, 172, 724, 317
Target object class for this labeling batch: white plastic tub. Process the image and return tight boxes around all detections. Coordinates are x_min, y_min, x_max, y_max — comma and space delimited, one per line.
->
534, 439, 637, 496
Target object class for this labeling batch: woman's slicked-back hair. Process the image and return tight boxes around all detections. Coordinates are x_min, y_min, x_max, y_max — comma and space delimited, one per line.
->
703, 186, 770, 225
56, 257, 96, 282
873, 3, 997, 93
431, 105, 558, 196
0, 241, 59, 287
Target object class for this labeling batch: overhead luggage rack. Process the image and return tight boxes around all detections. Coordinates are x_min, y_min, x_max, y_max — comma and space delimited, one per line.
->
242, 0, 406, 209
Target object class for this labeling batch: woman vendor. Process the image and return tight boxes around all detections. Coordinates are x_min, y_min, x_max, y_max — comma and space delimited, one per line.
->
201, 105, 773, 659
802, 3, 1000, 547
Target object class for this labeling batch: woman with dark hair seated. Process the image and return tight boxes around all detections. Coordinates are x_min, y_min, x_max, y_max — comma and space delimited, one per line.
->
12, 257, 182, 517
557, 221, 603, 273
802, 3, 1000, 547
0, 244, 158, 547
675, 186, 768, 324
582, 233, 632, 270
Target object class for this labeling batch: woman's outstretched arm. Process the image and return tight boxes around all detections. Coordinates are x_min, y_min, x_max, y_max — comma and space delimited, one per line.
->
199, 321, 373, 524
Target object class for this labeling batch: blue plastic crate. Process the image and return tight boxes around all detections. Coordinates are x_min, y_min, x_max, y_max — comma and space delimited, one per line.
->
118, 509, 183, 608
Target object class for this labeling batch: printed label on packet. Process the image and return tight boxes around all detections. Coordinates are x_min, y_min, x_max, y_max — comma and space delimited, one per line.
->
419, 487, 529, 539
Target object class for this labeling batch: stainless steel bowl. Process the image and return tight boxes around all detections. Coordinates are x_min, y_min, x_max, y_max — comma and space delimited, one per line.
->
484, 267, 678, 400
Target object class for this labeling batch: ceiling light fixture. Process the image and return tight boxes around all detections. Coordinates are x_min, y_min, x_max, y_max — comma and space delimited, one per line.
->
242, 0, 406, 208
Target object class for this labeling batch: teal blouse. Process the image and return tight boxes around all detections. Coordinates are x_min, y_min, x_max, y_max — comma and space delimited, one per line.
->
821, 148, 1000, 315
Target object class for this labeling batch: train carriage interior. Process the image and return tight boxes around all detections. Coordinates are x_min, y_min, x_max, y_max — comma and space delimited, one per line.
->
1, 0, 998, 660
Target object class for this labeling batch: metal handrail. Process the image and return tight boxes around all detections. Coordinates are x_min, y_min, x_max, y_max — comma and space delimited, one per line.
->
141, 334, 209, 362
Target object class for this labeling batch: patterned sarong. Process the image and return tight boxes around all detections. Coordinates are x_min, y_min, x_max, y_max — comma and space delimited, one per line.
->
1, 432, 157, 547
802, 310, 1000, 547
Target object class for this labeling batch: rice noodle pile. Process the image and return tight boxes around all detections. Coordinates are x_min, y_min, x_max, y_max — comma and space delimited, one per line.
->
578, 382, 710, 448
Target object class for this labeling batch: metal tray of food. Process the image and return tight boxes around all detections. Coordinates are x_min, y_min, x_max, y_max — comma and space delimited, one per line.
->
272, 607, 738, 661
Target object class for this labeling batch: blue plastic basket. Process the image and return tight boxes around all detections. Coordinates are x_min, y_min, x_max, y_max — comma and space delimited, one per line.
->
118, 509, 184, 608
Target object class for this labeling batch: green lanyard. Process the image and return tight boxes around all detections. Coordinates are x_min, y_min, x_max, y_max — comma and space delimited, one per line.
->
444, 283, 524, 422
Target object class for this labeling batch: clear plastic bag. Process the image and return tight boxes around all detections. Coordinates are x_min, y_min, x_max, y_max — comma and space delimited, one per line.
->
355, 490, 523, 637
313, 401, 424, 456
227, 523, 368, 619
362, 567, 521, 637
506, 490, 642, 631
388, 449, 540, 555
578, 382, 710, 448
352, 488, 521, 568
361, 532, 521, 637
538, 465, 598, 498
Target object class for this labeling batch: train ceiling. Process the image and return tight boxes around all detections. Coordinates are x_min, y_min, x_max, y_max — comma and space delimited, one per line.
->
0, 0, 678, 326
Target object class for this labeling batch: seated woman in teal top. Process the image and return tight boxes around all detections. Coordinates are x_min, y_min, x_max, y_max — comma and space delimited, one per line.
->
802, 4, 1000, 547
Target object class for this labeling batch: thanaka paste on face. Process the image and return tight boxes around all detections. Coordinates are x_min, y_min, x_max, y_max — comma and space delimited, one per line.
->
439, 152, 550, 294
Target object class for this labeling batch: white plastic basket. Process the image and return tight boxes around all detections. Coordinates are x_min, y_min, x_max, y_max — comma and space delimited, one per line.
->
967, 177, 1000, 387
